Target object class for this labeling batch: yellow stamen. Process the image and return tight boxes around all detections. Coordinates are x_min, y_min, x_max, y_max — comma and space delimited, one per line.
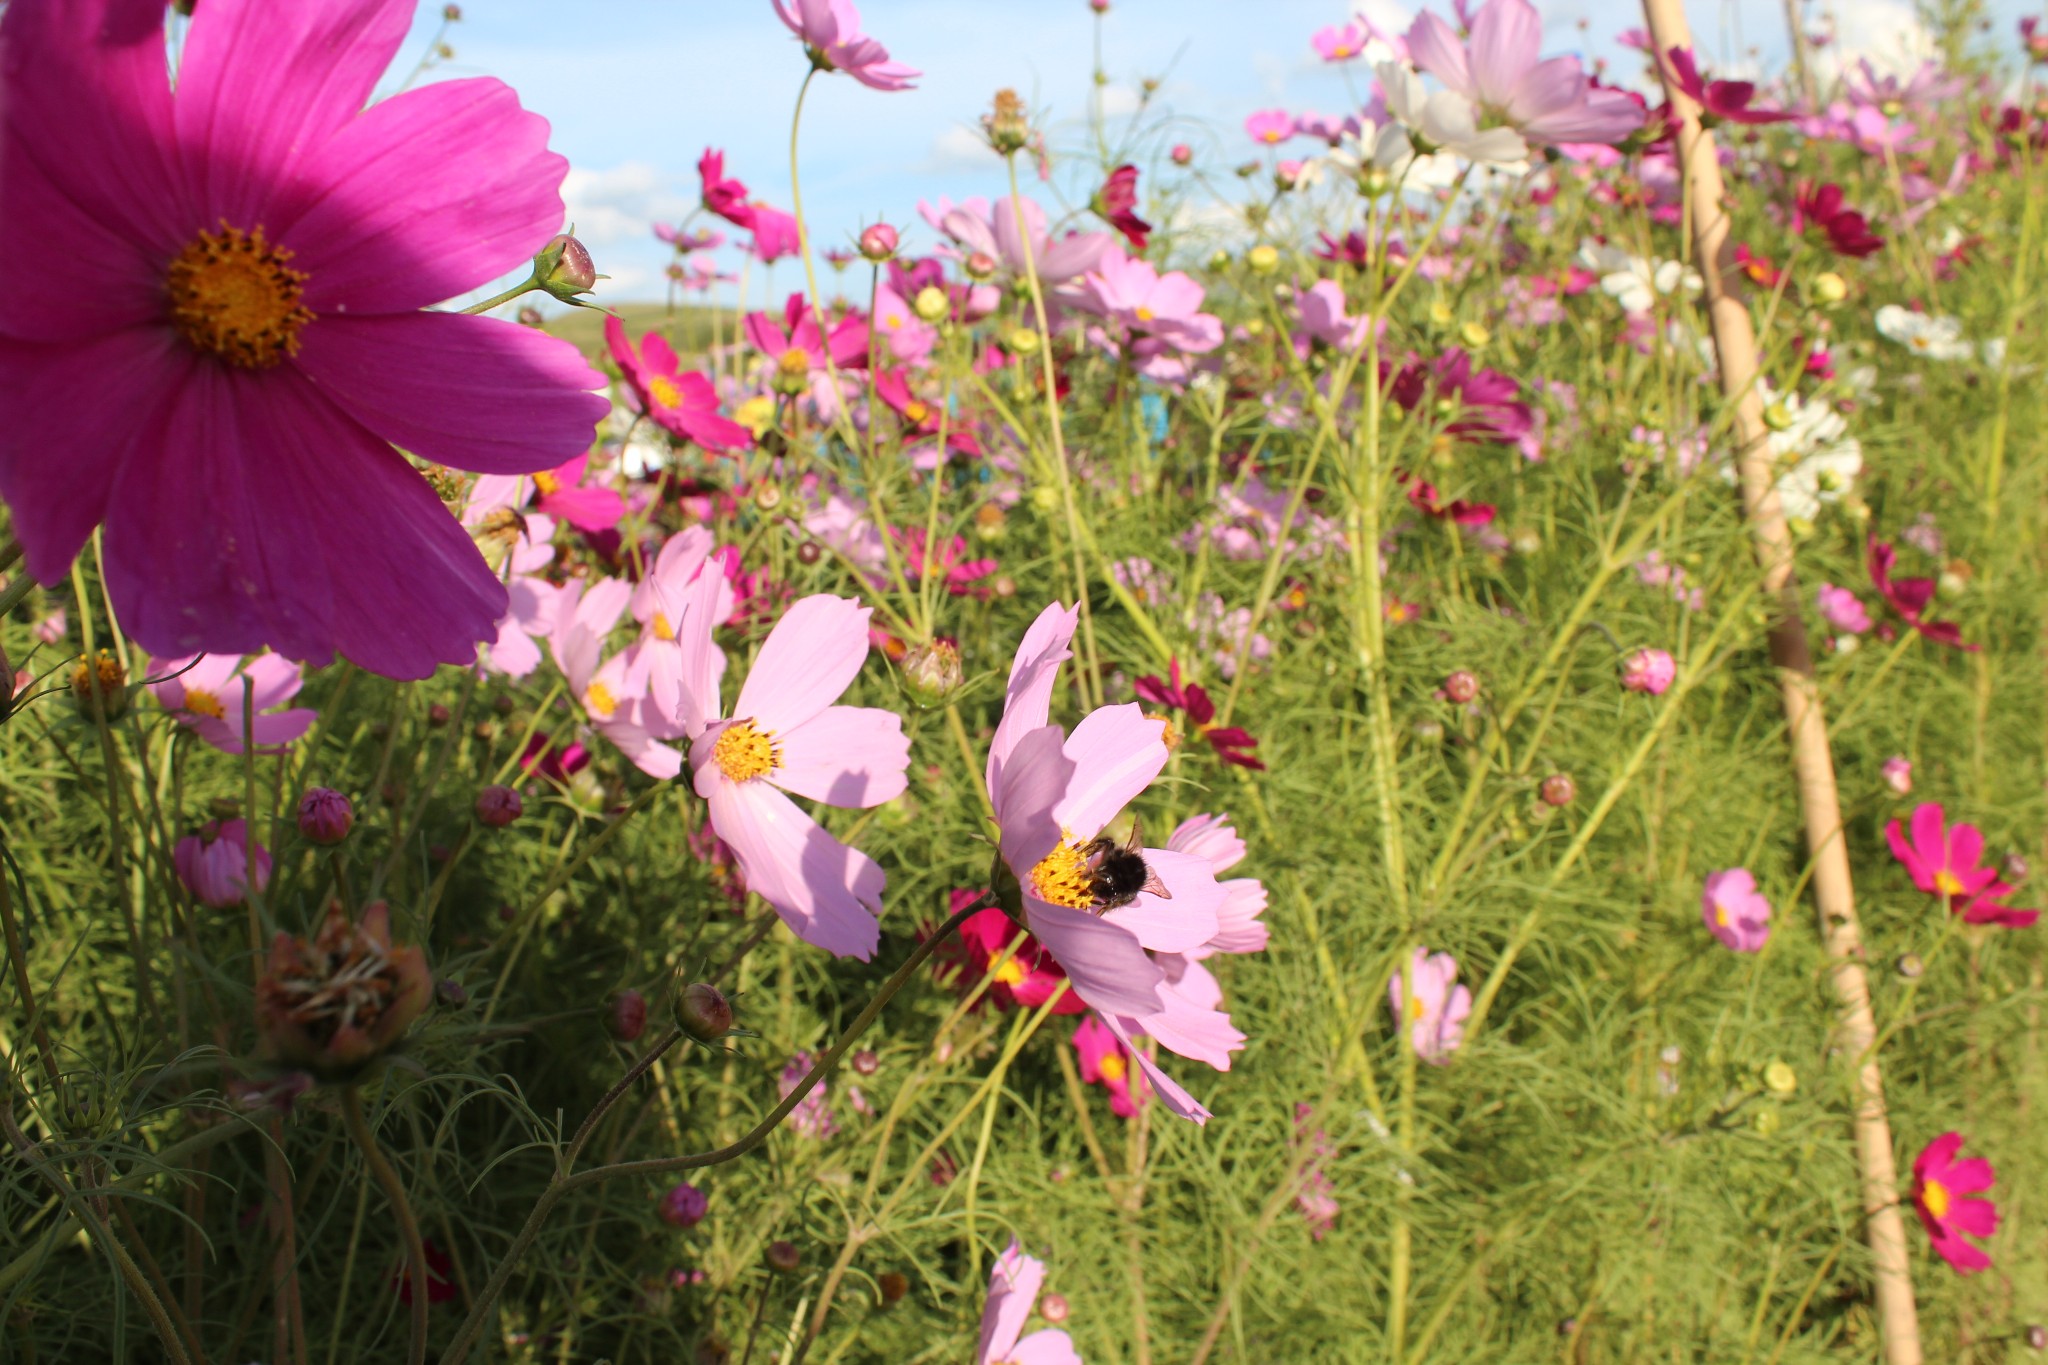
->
1029, 836, 1096, 910
1933, 869, 1965, 898
777, 348, 813, 378
1922, 1177, 1951, 1219
904, 400, 930, 424
989, 953, 1027, 988
1098, 1053, 1127, 1083
647, 374, 683, 409
1406, 995, 1426, 1023
533, 470, 563, 496
1714, 904, 1729, 927
183, 688, 228, 721
713, 719, 782, 782
584, 681, 618, 718
652, 612, 676, 642
1135, 305, 1156, 322
166, 223, 313, 368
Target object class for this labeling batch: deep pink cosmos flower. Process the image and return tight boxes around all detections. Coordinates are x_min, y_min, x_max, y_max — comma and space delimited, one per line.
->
175, 819, 272, 908
1701, 868, 1771, 951
1406, 478, 1497, 527
894, 528, 997, 598
1245, 109, 1296, 145
976, 1242, 1081, 1365
697, 148, 755, 228
746, 294, 872, 378
669, 572, 910, 961
1389, 947, 1470, 1062
985, 602, 1234, 1123
1886, 803, 2039, 927
1095, 164, 1152, 251
149, 652, 315, 754
937, 899, 1087, 1015
1407, 0, 1644, 147
606, 316, 751, 454
1133, 659, 1265, 770
873, 370, 983, 459
1911, 1132, 1998, 1273
1661, 46, 1792, 125
0, 0, 608, 680
772, 0, 919, 91
1817, 582, 1872, 634
1621, 647, 1676, 695
1793, 182, 1885, 258
1073, 1013, 1147, 1118
1869, 538, 1975, 650
745, 204, 804, 264
528, 454, 625, 534
1386, 349, 1534, 448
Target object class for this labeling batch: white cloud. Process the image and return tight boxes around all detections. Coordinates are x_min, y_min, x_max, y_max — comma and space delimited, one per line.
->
924, 123, 995, 173
561, 161, 694, 247
1814, 0, 1938, 77
1099, 83, 1143, 118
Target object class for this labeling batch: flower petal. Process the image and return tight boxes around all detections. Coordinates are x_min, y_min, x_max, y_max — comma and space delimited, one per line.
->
987, 601, 1079, 797
1100, 1014, 1210, 1124
995, 726, 1074, 874
1009, 1331, 1084, 1365
1102, 847, 1222, 953
733, 594, 872, 735
976, 1244, 1043, 1364
1052, 705, 1167, 839
1024, 899, 1163, 1019
701, 776, 882, 961
772, 706, 910, 808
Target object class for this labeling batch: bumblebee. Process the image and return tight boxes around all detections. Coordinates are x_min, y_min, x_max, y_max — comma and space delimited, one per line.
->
1081, 819, 1171, 911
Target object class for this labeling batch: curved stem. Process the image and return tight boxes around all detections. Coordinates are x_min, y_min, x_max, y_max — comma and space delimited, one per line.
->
341, 1087, 429, 1365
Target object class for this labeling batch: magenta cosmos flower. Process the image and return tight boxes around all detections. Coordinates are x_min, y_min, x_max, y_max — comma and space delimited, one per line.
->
1885, 803, 2039, 927
1073, 1013, 1146, 1118
1911, 1132, 1998, 1273
1388, 947, 1470, 1062
1407, 0, 1644, 147
1620, 647, 1676, 695
149, 652, 315, 754
977, 1242, 1082, 1365
669, 571, 910, 960
175, 819, 272, 908
1701, 868, 1771, 951
772, 0, 919, 91
1869, 538, 1974, 650
0, 0, 608, 679
984, 602, 1231, 1123
605, 316, 751, 454
1661, 46, 1792, 125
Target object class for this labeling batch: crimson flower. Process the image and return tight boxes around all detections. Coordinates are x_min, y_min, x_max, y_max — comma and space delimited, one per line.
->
1662, 46, 1793, 125
1134, 659, 1265, 770
392, 1238, 458, 1306
1316, 230, 1372, 267
1385, 349, 1534, 448
1406, 478, 1497, 526
1095, 164, 1153, 251
1794, 182, 1885, 258
1869, 538, 1975, 650
873, 369, 983, 457
932, 895, 1086, 1015
1734, 244, 1782, 287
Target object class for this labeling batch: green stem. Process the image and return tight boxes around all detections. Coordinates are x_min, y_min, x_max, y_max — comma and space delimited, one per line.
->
341, 1087, 429, 1365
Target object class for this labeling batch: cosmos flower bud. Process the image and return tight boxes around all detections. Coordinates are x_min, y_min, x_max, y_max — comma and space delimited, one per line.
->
858, 222, 899, 262
677, 982, 734, 1043
436, 978, 469, 1008
1620, 648, 1676, 695
175, 819, 272, 908
1246, 244, 1280, 274
1170, 143, 1192, 166
964, 251, 997, 281
1897, 952, 1924, 979
851, 1049, 880, 1075
1539, 773, 1576, 807
71, 649, 130, 722
913, 286, 951, 322
1357, 165, 1393, 197
1007, 327, 1042, 355
256, 902, 431, 1081
1041, 1293, 1070, 1323
535, 232, 598, 301
877, 1270, 909, 1304
1763, 1060, 1797, 1095
765, 1240, 802, 1275
443, 3, 463, 19
1089, 0, 1109, 11
1881, 755, 1913, 794
427, 702, 452, 728
2025, 1323, 2046, 1350
1810, 271, 1848, 305
297, 788, 354, 846
475, 784, 523, 828
658, 1182, 709, 1229
1458, 321, 1491, 349
983, 88, 1031, 155
608, 988, 648, 1042
901, 638, 966, 705
1442, 670, 1479, 704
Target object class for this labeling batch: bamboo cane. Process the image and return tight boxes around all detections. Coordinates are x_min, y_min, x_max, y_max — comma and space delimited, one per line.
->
1639, 3, 1922, 1359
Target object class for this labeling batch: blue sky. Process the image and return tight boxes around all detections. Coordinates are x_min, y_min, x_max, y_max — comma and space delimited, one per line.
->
399, 0, 2018, 305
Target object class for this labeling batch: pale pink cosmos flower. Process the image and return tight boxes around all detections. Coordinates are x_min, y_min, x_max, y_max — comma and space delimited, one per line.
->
550, 575, 683, 780
1245, 109, 1296, 145
1312, 21, 1371, 62
1074, 247, 1224, 383
771, 0, 919, 91
33, 610, 65, 645
1817, 582, 1872, 635
1882, 756, 1914, 795
668, 572, 910, 961
633, 527, 735, 723
175, 819, 272, 908
149, 652, 315, 754
984, 602, 1232, 1122
1701, 868, 1771, 952
1167, 814, 1269, 958
937, 197, 1110, 288
1621, 647, 1676, 695
1389, 947, 1470, 1062
1294, 279, 1377, 353
483, 515, 565, 679
1406, 0, 1644, 148
977, 1242, 1082, 1365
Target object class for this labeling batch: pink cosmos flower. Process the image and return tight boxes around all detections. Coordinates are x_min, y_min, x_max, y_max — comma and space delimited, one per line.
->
772, 0, 919, 92
1661, 46, 1792, 125
1388, 947, 1470, 1062
605, 317, 751, 454
551, 576, 683, 780
1074, 1013, 1147, 1117
175, 819, 272, 908
668, 574, 910, 961
937, 900, 1087, 1015
937, 197, 1110, 288
776, 1051, 840, 1139
1167, 814, 1269, 958
1293, 1102, 1339, 1239
528, 454, 625, 533
1621, 647, 1676, 695
33, 610, 65, 645
1911, 1132, 1998, 1273
697, 149, 755, 228
1882, 756, 1914, 795
1095, 164, 1152, 252
977, 1242, 1081, 1365
1075, 247, 1225, 382
1245, 109, 1296, 145
1312, 21, 1371, 62
1886, 804, 2039, 928
746, 293, 872, 377
1869, 538, 1974, 650
985, 602, 1233, 1123
1406, 0, 1644, 147
745, 204, 804, 263
1295, 279, 1376, 352
0, 0, 608, 680
1701, 868, 1771, 952
149, 652, 315, 754
1817, 582, 1872, 634
870, 285, 940, 365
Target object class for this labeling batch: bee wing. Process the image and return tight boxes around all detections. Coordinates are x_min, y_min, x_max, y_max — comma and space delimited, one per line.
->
1123, 816, 1145, 856
1139, 865, 1172, 900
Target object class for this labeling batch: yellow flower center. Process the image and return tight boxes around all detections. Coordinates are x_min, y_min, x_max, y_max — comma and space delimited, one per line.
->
1098, 1052, 1127, 1083
1933, 869, 1964, 898
652, 612, 676, 642
1922, 1177, 1951, 1219
1713, 904, 1729, 927
1406, 994, 1426, 1023
648, 374, 683, 409
166, 224, 313, 368
533, 470, 563, 496
1029, 837, 1096, 910
777, 348, 813, 378
584, 681, 619, 719
183, 688, 228, 721
904, 400, 930, 424
1135, 305, 1156, 322
989, 953, 1027, 988
713, 719, 782, 782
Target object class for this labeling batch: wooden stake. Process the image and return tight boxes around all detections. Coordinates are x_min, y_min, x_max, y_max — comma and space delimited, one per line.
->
1638, 3, 1923, 1360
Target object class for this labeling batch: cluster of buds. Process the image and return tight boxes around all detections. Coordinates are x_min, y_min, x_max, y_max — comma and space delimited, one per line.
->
257, 902, 431, 1081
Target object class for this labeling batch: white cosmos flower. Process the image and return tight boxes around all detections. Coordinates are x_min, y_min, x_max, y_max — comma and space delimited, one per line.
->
1576, 239, 1701, 315
1719, 385, 1862, 522
1377, 61, 1529, 167
1873, 304, 1975, 362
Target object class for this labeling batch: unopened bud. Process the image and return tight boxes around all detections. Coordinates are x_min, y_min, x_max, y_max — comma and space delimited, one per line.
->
1246, 244, 1280, 274
658, 1182, 709, 1229
1442, 671, 1479, 704
1763, 1060, 1797, 1095
1171, 143, 1192, 166
2026, 1323, 2046, 1351
1897, 952, 1924, 978
1539, 773, 1576, 807
1458, 320, 1491, 349
753, 482, 784, 512
1810, 271, 1848, 305
678, 982, 734, 1043
852, 1049, 880, 1075
1762, 400, 1794, 432
1007, 327, 1042, 355
297, 788, 354, 846
608, 989, 648, 1042
984, 88, 1031, 155
427, 702, 452, 728
516, 304, 545, 328
901, 639, 966, 705
535, 232, 598, 301
913, 285, 951, 322
1041, 1293, 1070, 1323
436, 978, 469, 1008
70, 649, 130, 722
858, 222, 899, 262
443, 3, 462, 19
797, 540, 823, 565
475, 784, 523, 828
964, 251, 997, 281
878, 1270, 909, 1304
765, 1240, 802, 1275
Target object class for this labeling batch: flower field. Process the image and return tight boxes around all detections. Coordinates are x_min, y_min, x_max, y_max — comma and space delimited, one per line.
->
1, 0, 2045, 1360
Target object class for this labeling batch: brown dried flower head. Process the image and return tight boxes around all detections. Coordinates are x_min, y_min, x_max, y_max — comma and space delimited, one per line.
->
257, 901, 431, 1081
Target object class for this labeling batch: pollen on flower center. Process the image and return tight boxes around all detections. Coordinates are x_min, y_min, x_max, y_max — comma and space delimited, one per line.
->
1933, 869, 1965, 898
1135, 305, 1156, 322
1098, 1052, 1127, 1083
904, 400, 930, 424
166, 224, 313, 368
1029, 836, 1096, 910
183, 688, 228, 721
1922, 1177, 1951, 1218
585, 681, 619, 718
652, 612, 676, 641
713, 719, 782, 782
533, 470, 563, 496
989, 952, 1027, 988
777, 348, 813, 378
647, 374, 683, 409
